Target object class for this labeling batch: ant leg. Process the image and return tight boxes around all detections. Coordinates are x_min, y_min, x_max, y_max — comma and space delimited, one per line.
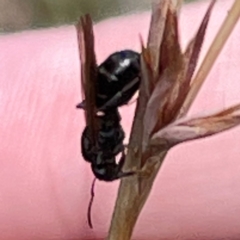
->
98, 77, 140, 111
98, 92, 122, 111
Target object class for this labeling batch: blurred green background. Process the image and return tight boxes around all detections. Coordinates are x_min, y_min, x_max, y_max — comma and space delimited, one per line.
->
0, 0, 196, 33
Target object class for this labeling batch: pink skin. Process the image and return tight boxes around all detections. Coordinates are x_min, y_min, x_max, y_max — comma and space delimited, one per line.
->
0, 0, 240, 239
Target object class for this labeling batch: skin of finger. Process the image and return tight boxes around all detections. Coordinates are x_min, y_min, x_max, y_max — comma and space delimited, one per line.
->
0, 0, 240, 239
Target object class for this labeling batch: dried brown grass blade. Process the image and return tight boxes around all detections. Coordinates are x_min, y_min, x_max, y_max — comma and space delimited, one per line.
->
147, 0, 169, 80
183, 0, 216, 88
76, 15, 98, 142
76, 18, 86, 121
152, 104, 240, 147
158, 7, 181, 76
158, 0, 216, 127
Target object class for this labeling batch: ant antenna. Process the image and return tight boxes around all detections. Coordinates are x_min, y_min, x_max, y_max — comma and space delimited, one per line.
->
87, 177, 97, 228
